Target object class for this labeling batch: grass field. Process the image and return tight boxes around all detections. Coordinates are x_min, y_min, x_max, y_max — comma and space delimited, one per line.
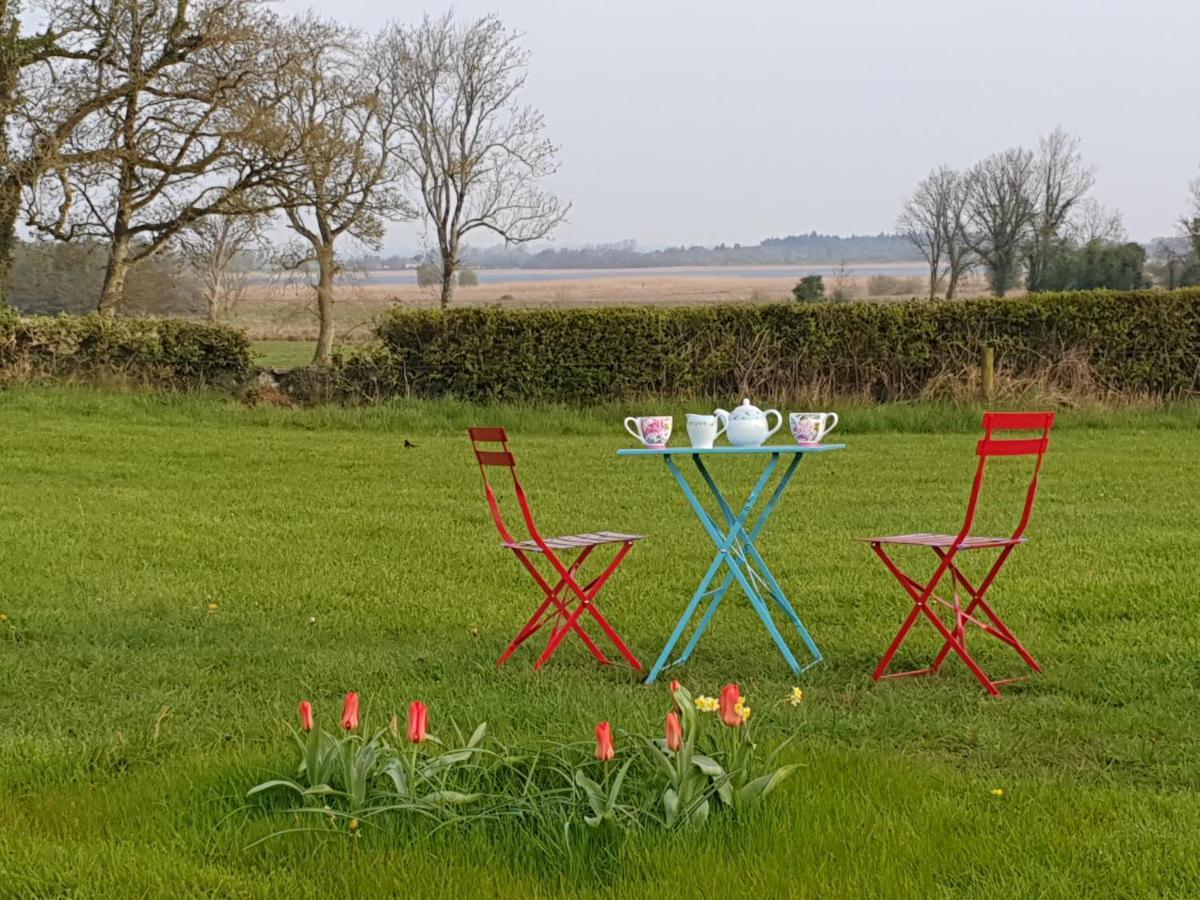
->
1, 388, 1198, 897
252, 339, 320, 369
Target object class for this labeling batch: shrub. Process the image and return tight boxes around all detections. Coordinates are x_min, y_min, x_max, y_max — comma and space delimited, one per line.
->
0, 310, 254, 388
416, 262, 441, 288
458, 267, 479, 287
792, 275, 824, 302
866, 275, 923, 297
366, 289, 1200, 403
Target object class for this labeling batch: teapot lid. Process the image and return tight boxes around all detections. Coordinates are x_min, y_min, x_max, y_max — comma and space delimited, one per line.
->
731, 398, 763, 418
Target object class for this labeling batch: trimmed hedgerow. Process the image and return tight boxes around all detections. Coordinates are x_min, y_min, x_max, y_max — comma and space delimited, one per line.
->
365, 289, 1200, 403
0, 309, 254, 388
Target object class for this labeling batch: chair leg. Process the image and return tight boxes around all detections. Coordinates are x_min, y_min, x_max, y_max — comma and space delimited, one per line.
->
872, 602, 925, 681
533, 542, 642, 672
871, 543, 1002, 696
501, 548, 610, 666
929, 548, 1040, 675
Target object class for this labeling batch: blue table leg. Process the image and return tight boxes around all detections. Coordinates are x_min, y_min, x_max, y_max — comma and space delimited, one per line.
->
644, 450, 823, 683
644, 454, 779, 684
703, 455, 824, 668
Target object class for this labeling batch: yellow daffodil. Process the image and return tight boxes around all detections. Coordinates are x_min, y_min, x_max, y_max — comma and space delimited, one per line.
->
789, 686, 804, 706
694, 695, 719, 712
207, 602, 219, 612
991, 788, 1004, 797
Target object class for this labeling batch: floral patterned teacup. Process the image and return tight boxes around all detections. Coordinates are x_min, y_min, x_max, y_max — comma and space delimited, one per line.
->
790, 412, 839, 445
624, 415, 673, 447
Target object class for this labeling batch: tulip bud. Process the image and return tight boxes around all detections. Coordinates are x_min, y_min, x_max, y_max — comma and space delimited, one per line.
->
407, 700, 428, 743
340, 692, 360, 731
594, 721, 615, 761
665, 710, 683, 752
719, 682, 743, 727
298, 700, 314, 732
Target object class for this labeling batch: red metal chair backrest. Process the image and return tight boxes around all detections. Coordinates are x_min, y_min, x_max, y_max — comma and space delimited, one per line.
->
957, 411, 1056, 545
468, 427, 546, 548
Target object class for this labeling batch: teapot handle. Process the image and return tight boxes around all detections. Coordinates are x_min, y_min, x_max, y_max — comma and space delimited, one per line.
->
713, 409, 729, 438
764, 409, 783, 440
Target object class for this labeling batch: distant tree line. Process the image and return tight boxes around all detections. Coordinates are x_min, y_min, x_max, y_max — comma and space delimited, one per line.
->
0, 2, 566, 362
465, 233, 920, 269
898, 129, 1199, 298
353, 232, 922, 272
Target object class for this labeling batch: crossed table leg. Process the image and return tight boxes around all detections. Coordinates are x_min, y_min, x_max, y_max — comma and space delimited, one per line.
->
644, 451, 823, 684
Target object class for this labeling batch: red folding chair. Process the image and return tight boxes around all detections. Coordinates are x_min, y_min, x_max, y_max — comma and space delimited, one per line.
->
468, 427, 644, 673
862, 412, 1055, 696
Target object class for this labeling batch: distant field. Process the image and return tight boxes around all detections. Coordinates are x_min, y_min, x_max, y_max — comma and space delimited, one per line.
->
229, 265, 997, 341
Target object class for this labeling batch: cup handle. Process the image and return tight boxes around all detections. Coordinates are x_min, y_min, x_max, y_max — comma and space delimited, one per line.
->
624, 417, 643, 442
765, 409, 783, 439
818, 412, 839, 442
713, 410, 728, 438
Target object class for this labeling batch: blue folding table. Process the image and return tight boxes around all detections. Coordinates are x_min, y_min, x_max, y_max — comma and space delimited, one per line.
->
617, 444, 844, 684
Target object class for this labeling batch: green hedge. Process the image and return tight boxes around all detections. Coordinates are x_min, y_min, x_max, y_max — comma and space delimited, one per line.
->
0, 309, 254, 388
367, 289, 1200, 403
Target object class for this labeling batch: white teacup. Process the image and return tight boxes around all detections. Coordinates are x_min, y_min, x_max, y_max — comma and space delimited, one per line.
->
686, 413, 726, 449
624, 415, 672, 447
790, 412, 839, 445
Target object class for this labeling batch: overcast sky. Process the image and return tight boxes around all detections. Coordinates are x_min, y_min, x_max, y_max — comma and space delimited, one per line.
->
286, 0, 1200, 250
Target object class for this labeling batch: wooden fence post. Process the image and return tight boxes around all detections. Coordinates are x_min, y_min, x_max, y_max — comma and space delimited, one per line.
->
981, 346, 995, 401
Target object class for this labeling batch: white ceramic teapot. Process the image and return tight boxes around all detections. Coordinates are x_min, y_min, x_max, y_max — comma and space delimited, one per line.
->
715, 398, 783, 447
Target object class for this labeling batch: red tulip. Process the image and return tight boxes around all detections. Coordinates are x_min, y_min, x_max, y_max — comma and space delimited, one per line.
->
298, 700, 314, 732
595, 721, 615, 761
665, 710, 683, 752
340, 692, 360, 731
407, 700, 428, 744
719, 682, 743, 727
669, 679, 682, 709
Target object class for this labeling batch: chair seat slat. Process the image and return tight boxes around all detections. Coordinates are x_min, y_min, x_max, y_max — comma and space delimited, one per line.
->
502, 531, 645, 553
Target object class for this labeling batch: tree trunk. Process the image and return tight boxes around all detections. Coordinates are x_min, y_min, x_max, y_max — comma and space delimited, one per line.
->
98, 234, 132, 315
313, 246, 335, 365
439, 258, 455, 310
0, 178, 19, 306
204, 282, 220, 322
946, 267, 960, 300
927, 262, 939, 301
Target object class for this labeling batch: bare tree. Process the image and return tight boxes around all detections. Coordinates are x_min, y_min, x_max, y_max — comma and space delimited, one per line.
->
897, 167, 949, 300
176, 214, 259, 321
943, 170, 976, 299
1184, 168, 1200, 257
259, 17, 412, 364
897, 165, 977, 301
1025, 128, 1095, 291
966, 147, 1035, 297
22, 0, 283, 314
1, 0, 175, 302
829, 260, 853, 301
1069, 197, 1126, 245
383, 13, 567, 309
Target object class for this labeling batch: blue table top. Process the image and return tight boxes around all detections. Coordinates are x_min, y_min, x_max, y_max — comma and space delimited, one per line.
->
617, 443, 845, 456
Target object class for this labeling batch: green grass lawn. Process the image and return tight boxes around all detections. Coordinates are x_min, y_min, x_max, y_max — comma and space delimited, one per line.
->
251, 340, 318, 369
1, 387, 1199, 898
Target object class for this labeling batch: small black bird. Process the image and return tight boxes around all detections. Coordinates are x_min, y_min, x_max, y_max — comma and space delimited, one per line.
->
404, 439, 417, 449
